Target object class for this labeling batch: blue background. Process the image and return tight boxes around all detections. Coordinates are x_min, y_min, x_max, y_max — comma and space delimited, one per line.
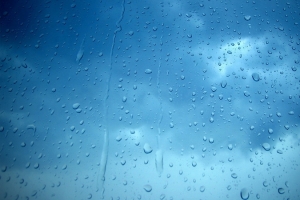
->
0, 0, 299, 199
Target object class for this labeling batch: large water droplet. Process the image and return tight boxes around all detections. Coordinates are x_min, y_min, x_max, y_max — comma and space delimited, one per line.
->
143, 143, 153, 154
262, 143, 271, 151
240, 188, 249, 199
252, 73, 260, 82
144, 184, 152, 192
278, 188, 285, 194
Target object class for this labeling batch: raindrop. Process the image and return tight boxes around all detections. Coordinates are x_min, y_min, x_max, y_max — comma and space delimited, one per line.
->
120, 160, 126, 165
231, 173, 238, 179
220, 81, 227, 88
244, 15, 251, 21
244, 91, 250, 97
252, 73, 260, 82
116, 136, 122, 142
72, 103, 80, 109
192, 161, 197, 167
277, 149, 283, 154
288, 111, 294, 115
1, 165, 7, 172
278, 188, 285, 194
240, 188, 249, 200
262, 143, 271, 151
62, 164, 67, 170
34, 163, 39, 169
284, 125, 289, 130
200, 186, 205, 192
145, 69, 152, 74
268, 128, 273, 134
228, 144, 233, 150
128, 31, 134, 36
144, 184, 152, 192
143, 143, 153, 154
211, 86, 217, 92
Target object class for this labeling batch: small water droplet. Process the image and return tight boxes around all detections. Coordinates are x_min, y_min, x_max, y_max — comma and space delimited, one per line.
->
244, 15, 251, 21
145, 69, 152, 74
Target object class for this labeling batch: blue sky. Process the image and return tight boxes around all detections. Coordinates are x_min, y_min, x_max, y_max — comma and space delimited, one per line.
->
0, 0, 299, 199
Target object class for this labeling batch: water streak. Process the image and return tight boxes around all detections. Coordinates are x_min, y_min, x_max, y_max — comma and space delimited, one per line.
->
98, 0, 125, 198
76, 36, 85, 62
155, 35, 164, 176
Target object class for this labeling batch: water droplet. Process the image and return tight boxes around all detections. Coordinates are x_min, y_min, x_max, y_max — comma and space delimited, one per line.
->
284, 125, 289, 130
145, 69, 152, 74
288, 111, 294, 115
62, 164, 67, 170
144, 184, 152, 192
231, 173, 238, 179
228, 144, 233, 150
240, 188, 249, 200
262, 143, 271, 151
244, 91, 250, 97
1, 165, 7, 172
220, 81, 227, 88
200, 186, 205, 192
72, 103, 80, 109
192, 161, 197, 167
268, 128, 273, 134
116, 136, 122, 142
291, 66, 297, 71
244, 15, 251, 21
277, 149, 283, 154
252, 73, 260, 82
128, 31, 134, 36
143, 143, 153, 154
211, 86, 217, 92
120, 160, 126, 165
278, 188, 285, 194
25, 162, 30, 168
34, 163, 39, 169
